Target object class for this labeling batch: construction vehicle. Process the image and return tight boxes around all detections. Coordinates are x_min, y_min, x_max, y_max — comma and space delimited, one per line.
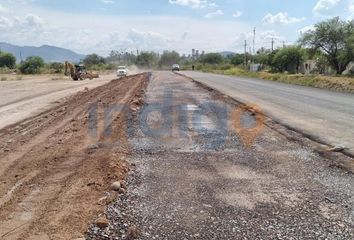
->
64, 61, 99, 81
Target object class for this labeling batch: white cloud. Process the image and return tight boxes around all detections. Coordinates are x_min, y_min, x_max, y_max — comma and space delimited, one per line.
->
205, 9, 223, 18
232, 11, 243, 18
0, 14, 44, 32
0, 17, 11, 28
0, 4, 253, 55
169, 0, 210, 8
349, 0, 354, 16
262, 12, 305, 25
259, 30, 285, 41
298, 25, 315, 35
313, 0, 340, 15
233, 30, 286, 51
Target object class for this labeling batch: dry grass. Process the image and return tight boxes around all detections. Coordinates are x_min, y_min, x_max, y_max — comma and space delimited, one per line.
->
0, 74, 24, 81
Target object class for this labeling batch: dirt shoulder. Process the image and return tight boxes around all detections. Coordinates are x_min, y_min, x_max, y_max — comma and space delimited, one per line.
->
0, 73, 116, 129
0, 73, 148, 239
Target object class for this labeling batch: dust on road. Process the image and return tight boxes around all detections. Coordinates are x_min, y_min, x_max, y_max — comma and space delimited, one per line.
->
0, 74, 148, 239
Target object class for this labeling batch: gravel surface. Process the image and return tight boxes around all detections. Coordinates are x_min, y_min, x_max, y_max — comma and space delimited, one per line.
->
87, 71, 354, 239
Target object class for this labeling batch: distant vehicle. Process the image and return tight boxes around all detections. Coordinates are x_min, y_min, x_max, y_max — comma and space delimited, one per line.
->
117, 66, 128, 77
172, 64, 180, 71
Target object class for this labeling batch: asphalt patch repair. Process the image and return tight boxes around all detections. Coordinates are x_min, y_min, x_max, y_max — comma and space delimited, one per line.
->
0, 73, 148, 239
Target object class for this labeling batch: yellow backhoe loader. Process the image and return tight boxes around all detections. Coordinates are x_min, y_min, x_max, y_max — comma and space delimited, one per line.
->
64, 61, 99, 81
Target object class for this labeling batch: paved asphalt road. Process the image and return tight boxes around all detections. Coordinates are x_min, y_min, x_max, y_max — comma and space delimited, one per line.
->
180, 71, 354, 155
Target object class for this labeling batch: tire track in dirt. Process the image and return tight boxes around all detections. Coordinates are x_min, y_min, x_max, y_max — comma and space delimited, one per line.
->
0, 74, 149, 239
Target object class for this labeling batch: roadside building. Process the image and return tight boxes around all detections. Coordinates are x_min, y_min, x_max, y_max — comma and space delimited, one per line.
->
300, 60, 317, 74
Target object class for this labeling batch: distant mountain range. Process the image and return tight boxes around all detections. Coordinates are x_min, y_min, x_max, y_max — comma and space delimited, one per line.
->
0, 42, 86, 63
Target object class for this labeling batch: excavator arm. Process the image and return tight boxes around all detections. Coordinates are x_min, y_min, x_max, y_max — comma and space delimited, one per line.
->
64, 61, 79, 81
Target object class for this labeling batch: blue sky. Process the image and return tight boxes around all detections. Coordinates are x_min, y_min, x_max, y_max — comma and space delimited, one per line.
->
0, 0, 351, 55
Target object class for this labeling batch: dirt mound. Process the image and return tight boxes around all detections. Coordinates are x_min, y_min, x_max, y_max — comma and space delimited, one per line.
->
0, 74, 148, 239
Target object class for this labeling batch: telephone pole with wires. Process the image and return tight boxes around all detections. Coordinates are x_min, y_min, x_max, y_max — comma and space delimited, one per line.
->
253, 27, 256, 56
244, 40, 247, 66
271, 38, 274, 52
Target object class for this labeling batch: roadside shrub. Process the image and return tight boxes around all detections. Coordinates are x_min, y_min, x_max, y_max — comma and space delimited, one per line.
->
219, 64, 233, 71
135, 52, 159, 68
272, 47, 304, 73
49, 62, 64, 73
19, 56, 45, 74
230, 54, 244, 65
0, 52, 16, 69
199, 53, 223, 65
0, 67, 13, 74
104, 63, 117, 70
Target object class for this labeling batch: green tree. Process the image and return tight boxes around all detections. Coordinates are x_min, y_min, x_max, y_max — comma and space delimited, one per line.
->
230, 54, 244, 65
300, 17, 354, 74
272, 47, 305, 73
135, 52, 159, 68
19, 56, 45, 74
106, 51, 137, 65
199, 53, 224, 65
83, 54, 105, 66
158, 51, 180, 67
253, 48, 273, 66
0, 52, 16, 69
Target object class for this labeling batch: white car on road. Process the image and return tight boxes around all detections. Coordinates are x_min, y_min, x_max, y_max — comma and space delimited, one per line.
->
117, 66, 128, 77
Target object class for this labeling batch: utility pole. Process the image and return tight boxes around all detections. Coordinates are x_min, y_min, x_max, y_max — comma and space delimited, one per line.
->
271, 38, 274, 52
253, 27, 256, 56
283, 41, 286, 48
244, 40, 247, 66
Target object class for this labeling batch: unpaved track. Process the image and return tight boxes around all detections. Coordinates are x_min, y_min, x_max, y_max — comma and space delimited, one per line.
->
0, 74, 148, 239
0, 73, 115, 129
88, 72, 354, 239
